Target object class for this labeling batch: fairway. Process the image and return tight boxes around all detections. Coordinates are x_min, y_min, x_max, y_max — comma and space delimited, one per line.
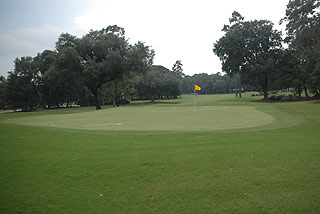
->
4, 105, 274, 131
1, 94, 320, 213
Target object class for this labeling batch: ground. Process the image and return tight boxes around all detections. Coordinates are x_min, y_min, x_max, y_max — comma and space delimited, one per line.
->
0, 93, 319, 213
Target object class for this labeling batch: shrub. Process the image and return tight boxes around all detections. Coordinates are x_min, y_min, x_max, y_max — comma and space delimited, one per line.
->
268, 95, 284, 101
281, 95, 302, 101
268, 95, 277, 101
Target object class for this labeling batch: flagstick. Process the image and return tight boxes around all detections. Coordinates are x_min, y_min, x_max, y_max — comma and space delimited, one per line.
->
194, 89, 196, 116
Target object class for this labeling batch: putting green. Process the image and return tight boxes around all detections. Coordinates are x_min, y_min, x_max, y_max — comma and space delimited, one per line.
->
4, 106, 274, 131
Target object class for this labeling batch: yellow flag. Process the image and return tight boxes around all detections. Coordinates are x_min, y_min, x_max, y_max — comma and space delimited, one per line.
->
195, 84, 201, 91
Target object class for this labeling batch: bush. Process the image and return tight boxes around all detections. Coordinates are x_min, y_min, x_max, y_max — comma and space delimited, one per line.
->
268, 95, 283, 101
268, 95, 277, 101
281, 95, 302, 101
313, 94, 320, 99
267, 94, 310, 102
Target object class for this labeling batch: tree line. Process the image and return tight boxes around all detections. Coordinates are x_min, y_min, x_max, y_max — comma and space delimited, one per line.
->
213, 0, 320, 100
0, 26, 155, 111
0, 0, 319, 111
0, 27, 238, 111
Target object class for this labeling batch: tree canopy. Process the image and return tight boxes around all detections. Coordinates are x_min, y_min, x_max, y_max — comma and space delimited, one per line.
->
281, 0, 320, 96
75, 25, 154, 109
214, 12, 283, 99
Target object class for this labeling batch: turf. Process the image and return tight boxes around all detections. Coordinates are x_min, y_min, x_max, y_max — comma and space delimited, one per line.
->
0, 93, 320, 213
4, 105, 275, 131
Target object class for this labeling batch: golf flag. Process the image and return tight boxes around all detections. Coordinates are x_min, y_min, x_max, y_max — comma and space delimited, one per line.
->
194, 85, 201, 116
195, 84, 201, 91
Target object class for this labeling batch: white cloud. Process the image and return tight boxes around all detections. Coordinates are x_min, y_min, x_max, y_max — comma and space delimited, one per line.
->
0, 0, 289, 77
74, 0, 288, 76
0, 25, 64, 76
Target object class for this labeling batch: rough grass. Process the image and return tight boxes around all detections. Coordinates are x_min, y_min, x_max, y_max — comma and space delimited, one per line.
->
0, 93, 320, 213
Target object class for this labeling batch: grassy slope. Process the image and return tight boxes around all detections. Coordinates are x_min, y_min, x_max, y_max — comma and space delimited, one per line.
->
0, 93, 320, 213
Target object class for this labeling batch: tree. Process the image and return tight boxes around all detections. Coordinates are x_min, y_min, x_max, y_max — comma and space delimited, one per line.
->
54, 47, 82, 107
6, 57, 40, 111
0, 76, 7, 109
281, 0, 320, 96
241, 20, 283, 99
35, 43, 83, 108
275, 49, 306, 95
101, 75, 140, 107
213, 11, 245, 98
172, 60, 184, 79
181, 73, 235, 94
34, 50, 57, 108
56, 33, 78, 52
77, 26, 154, 110
136, 65, 182, 102
214, 12, 283, 99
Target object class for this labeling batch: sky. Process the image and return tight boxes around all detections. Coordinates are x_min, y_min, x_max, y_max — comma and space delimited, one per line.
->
0, 0, 289, 77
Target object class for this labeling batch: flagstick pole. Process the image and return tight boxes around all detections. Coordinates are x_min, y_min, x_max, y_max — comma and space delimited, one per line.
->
194, 89, 196, 116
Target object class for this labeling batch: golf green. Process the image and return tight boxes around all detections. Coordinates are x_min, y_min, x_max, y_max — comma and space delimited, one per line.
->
4, 105, 274, 131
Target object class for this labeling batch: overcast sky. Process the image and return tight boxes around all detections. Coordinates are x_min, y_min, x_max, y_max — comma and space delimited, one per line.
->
0, 0, 289, 77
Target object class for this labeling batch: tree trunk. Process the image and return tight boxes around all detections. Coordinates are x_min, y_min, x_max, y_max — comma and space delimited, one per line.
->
99, 89, 104, 106
114, 82, 119, 107
116, 94, 120, 107
92, 88, 101, 110
235, 75, 238, 98
238, 72, 242, 98
263, 89, 268, 100
304, 85, 308, 97
113, 94, 116, 107
263, 73, 268, 100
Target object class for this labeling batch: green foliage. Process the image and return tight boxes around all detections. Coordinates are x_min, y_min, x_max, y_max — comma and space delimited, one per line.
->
281, 0, 320, 95
136, 65, 182, 101
3, 26, 154, 111
76, 26, 154, 109
34, 50, 57, 108
281, 94, 303, 101
46, 48, 82, 107
33, 47, 84, 108
214, 12, 283, 99
182, 73, 236, 94
5, 57, 40, 111
101, 77, 139, 106
268, 93, 318, 101
172, 60, 184, 79
0, 76, 6, 109
268, 95, 284, 101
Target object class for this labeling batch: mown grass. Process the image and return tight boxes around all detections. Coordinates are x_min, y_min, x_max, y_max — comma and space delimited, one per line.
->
0, 93, 320, 213
3, 106, 274, 132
